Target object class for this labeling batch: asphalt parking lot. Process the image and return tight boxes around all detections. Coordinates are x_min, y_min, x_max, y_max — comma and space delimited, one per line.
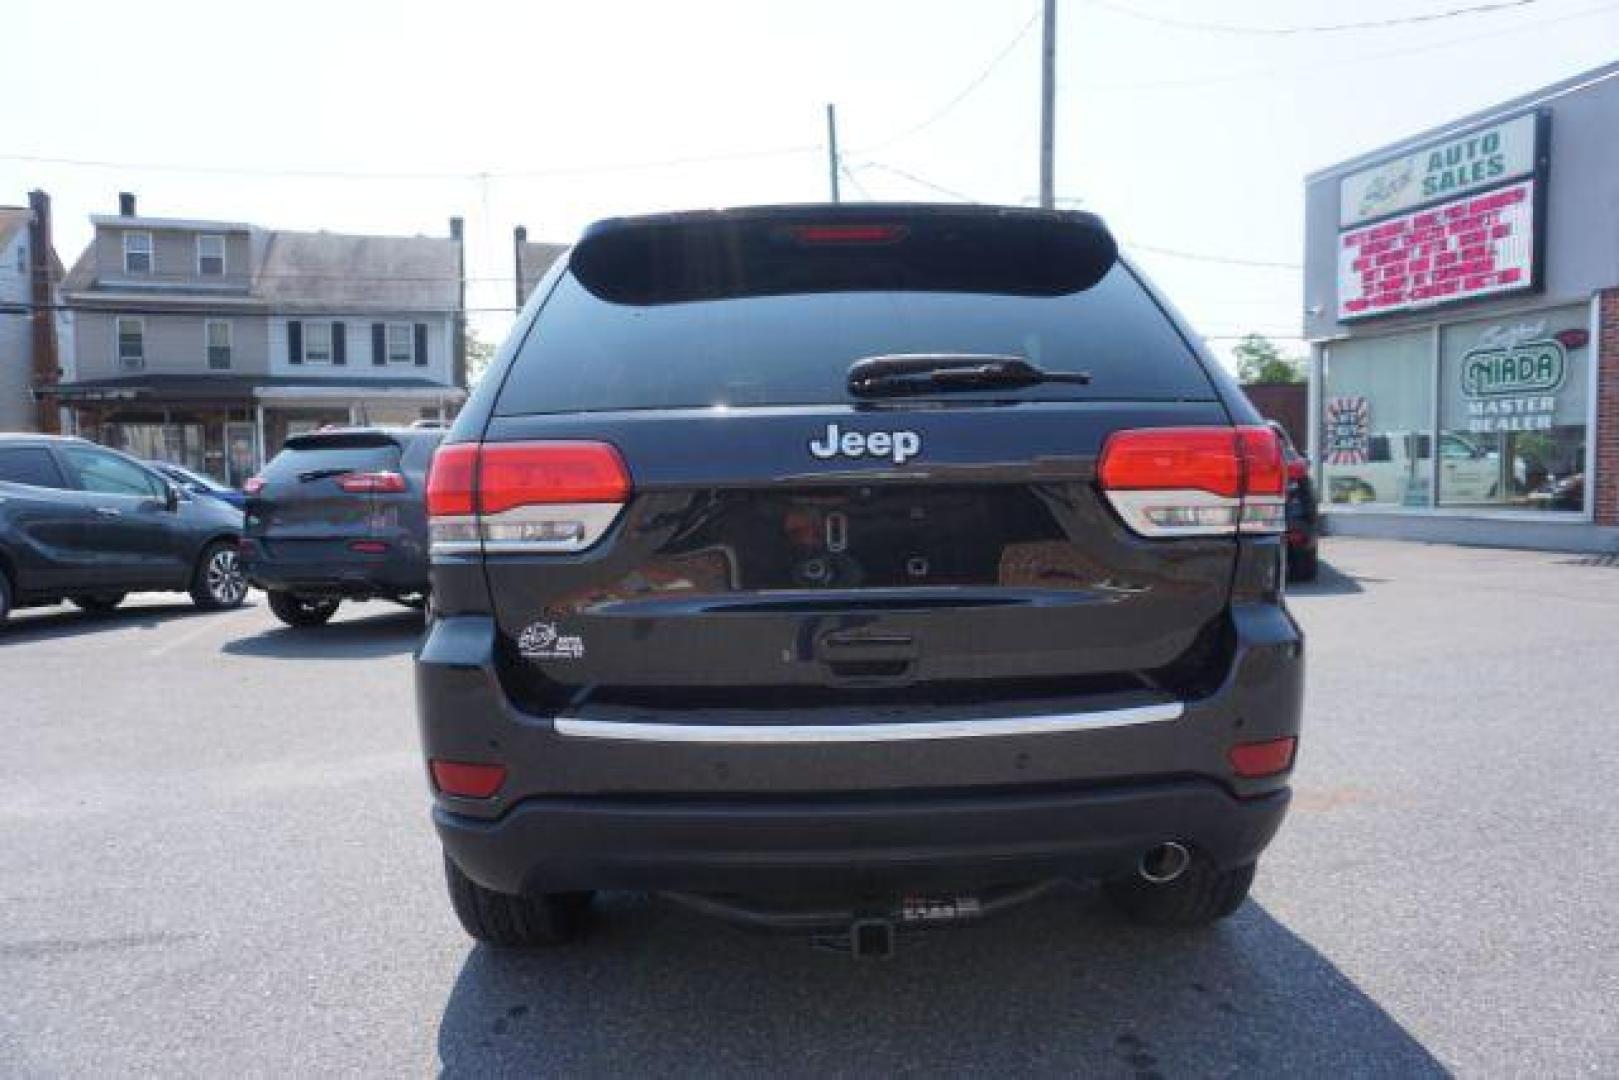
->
2, 537, 1616, 1076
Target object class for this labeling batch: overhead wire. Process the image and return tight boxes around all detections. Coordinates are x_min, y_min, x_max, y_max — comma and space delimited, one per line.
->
1085, 0, 1540, 35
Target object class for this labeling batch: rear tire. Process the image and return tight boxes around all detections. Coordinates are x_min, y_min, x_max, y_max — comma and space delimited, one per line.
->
70, 593, 126, 614
0, 570, 12, 626
443, 853, 592, 948
190, 541, 249, 610
267, 590, 340, 628
1103, 855, 1256, 928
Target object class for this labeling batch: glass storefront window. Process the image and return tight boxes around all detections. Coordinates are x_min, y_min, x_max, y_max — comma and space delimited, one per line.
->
106, 423, 207, 476
1321, 330, 1434, 507
1438, 306, 1589, 513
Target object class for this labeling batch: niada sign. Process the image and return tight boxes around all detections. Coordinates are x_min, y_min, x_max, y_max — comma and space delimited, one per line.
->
1461, 339, 1566, 397
1460, 338, 1566, 433
1340, 111, 1540, 228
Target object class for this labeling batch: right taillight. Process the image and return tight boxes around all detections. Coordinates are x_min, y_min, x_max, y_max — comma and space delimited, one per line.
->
426, 441, 631, 556
1097, 425, 1285, 538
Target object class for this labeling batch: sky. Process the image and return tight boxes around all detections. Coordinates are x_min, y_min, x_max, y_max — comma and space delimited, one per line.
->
7, 0, 1619, 369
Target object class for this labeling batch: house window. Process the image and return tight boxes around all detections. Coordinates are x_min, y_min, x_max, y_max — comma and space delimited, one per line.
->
117, 317, 145, 370
197, 234, 225, 276
123, 231, 153, 274
206, 320, 233, 370
302, 321, 333, 363
386, 323, 415, 363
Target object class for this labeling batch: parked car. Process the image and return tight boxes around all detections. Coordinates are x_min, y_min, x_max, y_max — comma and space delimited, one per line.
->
147, 461, 248, 510
0, 434, 248, 626
1269, 422, 1320, 582
417, 204, 1304, 953
240, 427, 441, 628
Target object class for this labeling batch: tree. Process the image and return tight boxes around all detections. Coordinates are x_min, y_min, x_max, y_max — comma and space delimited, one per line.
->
1231, 333, 1304, 385
466, 330, 497, 384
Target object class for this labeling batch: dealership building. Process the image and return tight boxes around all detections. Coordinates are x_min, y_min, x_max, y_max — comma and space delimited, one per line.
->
1303, 61, 1619, 552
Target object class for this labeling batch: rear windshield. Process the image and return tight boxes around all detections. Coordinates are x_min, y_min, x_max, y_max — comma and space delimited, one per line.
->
496, 264, 1213, 415
263, 441, 400, 481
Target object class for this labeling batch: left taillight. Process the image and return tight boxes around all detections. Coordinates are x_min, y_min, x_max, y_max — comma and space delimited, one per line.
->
426, 441, 630, 556
1097, 425, 1285, 538
337, 470, 407, 494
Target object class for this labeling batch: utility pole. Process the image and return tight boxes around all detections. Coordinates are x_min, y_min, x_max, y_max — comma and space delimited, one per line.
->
826, 103, 842, 203
1039, 0, 1056, 209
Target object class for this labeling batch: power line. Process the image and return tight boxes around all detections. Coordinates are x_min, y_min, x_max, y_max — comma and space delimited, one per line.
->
1076, 0, 1619, 90
855, 6, 1043, 153
1126, 242, 1301, 270
1087, 0, 1539, 36
0, 143, 822, 183
851, 162, 980, 203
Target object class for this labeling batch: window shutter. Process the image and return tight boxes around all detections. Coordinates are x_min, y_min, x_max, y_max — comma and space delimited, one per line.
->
332, 322, 347, 365
288, 320, 303, 365
372, 323, 386, 366
414, 323, 428, 366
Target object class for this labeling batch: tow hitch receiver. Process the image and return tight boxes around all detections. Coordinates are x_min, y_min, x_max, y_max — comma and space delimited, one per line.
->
663, 883, 1055, 960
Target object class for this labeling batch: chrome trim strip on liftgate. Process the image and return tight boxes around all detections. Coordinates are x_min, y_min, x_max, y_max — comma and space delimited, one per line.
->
553, 701, 1185, 743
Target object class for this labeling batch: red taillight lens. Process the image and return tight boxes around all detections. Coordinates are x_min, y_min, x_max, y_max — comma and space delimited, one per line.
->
430, 759, 507, 799
337, 471, 407, 494
426, 443, 478, 517
243, 475, 265, 495
426, 441, 631, 555
1237, 427, 1286, 497
1097, 426, 1285, 537
348, 540, 389, 554
478, 442, 630, 513
1228, 736, 1297, 778
1098, 428, 1244, 497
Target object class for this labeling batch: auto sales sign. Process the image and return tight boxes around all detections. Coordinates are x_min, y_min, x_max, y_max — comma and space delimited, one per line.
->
1337, 111, 1547, 321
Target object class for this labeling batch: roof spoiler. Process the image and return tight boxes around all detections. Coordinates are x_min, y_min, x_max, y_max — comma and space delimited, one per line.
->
570, 203, 1118, 306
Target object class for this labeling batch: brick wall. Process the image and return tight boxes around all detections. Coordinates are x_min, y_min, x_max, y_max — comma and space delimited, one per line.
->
1596, 289, 1619, 526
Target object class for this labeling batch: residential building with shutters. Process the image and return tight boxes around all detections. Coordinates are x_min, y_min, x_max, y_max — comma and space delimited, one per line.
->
49, 193, 465, 485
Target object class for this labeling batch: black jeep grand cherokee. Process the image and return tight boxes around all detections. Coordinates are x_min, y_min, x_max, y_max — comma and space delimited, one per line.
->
417, 205, 1303, 952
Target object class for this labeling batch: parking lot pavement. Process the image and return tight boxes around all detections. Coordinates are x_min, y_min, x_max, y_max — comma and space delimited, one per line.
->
2, 538, 1617, 1076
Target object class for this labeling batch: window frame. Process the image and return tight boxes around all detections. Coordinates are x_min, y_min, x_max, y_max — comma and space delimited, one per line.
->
385, 322, 416, 364
205, 319, 233, 370
116, 316, 146, 370
301, 320, 333, 364
196, 234, 226, 276
123, 231, 153, 275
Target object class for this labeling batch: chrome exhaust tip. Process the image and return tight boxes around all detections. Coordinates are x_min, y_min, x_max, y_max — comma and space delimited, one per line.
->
1139, 842, 1191, 884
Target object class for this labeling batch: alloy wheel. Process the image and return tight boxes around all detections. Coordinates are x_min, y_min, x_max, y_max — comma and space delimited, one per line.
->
207, 549, 248, 605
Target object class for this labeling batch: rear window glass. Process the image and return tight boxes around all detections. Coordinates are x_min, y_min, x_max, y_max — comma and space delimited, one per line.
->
496, 265, 1213, 415
263, 443, 400, 481
0, 447, 68, 489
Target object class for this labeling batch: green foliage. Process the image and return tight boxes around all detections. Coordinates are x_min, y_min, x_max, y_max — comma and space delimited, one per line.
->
1232, 333, 1304, 385
466, 331, 497, 384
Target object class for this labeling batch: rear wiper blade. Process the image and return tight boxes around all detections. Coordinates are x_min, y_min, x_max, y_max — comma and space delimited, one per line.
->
297, 468, 354, 483
847, 353, 1091, 398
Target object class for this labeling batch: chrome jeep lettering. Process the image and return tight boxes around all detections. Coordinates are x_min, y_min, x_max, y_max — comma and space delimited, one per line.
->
808, 423, 921, 465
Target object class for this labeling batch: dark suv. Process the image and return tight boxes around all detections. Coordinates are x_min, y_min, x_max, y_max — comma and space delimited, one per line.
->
241, 427, 441, 627
0, 434, 248, 625
417, 205, 1304, 953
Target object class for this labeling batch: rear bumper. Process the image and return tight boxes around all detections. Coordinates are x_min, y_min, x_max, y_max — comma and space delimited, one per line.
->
437, 781, 1290, 896
418, 601, 1303, 896
240, 537, 428, 597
